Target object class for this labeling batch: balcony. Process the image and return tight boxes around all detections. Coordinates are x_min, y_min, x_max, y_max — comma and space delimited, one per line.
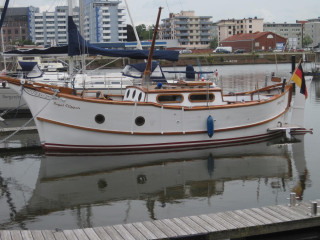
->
176, 33, 189, 37
175, 21, 188, 25
178, 38, 189, 43
175, 27, 189, 31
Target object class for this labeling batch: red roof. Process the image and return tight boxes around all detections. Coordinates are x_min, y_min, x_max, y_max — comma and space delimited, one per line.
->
222, 31, 285, 42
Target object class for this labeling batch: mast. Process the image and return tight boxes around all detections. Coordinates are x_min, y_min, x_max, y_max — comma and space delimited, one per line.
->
123, 0, 142, 50
142, 7, 162, 86
68, 0, 74, 76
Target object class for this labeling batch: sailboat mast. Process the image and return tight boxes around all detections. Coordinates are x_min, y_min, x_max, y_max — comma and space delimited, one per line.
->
79, 0, 86, 74
68, 0, 74, 75
123, 0, 142, 50
142, 7, 162, 85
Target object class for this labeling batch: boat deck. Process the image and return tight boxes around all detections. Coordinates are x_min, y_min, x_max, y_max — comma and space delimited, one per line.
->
1, 198, 320, 240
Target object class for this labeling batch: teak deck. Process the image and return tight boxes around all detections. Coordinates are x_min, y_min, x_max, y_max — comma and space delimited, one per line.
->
1, 199, 320, 240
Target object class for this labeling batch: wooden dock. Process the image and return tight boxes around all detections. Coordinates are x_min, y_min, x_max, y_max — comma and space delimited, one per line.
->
0, 126, 37, 133
1, 199, 320, 240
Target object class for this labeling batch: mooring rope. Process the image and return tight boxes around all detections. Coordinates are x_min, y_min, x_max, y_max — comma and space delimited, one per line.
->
0, 89, 59, 144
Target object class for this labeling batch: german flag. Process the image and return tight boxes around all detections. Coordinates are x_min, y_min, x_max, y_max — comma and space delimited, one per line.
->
291, 62, 308, 99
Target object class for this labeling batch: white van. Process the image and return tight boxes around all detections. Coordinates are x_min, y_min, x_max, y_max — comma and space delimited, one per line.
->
213, 47, 232, 53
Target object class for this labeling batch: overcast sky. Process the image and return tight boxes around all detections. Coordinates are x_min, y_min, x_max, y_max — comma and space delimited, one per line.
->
9, 0, 320, 26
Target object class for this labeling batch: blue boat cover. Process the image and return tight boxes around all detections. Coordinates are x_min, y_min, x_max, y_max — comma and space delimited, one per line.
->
0, 0, 9, 31
67, 17, 179, 61
18, 61, 38, 72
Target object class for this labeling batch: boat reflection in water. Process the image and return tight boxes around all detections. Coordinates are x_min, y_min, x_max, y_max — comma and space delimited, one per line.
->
7, 132, 306, 229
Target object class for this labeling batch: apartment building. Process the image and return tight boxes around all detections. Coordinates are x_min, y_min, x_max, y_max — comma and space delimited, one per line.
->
0, 7, 29, 47
217, 17, 263, 42
305, 17, 320, 48
159, 11, 213, 49
29, 6, 79, 46
27, 0, 126, 46
263, 22, 302, 49
83, 0, 126, 43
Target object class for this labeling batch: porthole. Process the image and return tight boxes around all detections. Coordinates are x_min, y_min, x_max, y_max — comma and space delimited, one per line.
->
126, 89, 130, 98
138, 92, 142, 101
135, 116, 145, 126
95, 114, 105, 124
132, 89, 136, 99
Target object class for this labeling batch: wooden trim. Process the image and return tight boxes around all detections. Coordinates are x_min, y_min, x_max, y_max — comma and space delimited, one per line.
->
2, 75, 292, 111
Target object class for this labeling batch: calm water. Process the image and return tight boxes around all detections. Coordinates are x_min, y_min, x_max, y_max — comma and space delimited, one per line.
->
0, 63, 319, 231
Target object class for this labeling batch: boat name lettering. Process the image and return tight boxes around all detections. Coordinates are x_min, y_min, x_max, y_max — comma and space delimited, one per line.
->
54, 102, 64, 107
2, 95, 21, 100
53, 101, 80, 110
65, 104, 80, 110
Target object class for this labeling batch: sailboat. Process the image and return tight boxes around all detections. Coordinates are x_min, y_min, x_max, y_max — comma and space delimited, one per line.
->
0, 4, 307, 152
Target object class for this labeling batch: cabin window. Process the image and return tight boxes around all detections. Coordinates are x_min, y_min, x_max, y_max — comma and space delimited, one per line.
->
189, 93, 215, 102
138, 92, 143, 101
126, 90, 130, 98
135, 116, 145, 126
132, 90, 136, 99
157, 94, 184, 103
95, 114, 105, 124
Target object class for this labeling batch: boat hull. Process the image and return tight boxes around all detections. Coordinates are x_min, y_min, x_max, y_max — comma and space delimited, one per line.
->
6, 79, 292, 152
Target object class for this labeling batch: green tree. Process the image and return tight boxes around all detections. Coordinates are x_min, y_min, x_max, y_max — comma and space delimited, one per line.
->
136, 24, 156, 40
210, 37, 218, 49
302, 34, 313, 47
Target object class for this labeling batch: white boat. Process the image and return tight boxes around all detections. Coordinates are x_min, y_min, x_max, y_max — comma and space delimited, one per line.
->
1, 6, 308, 153
1, 70, 297, 152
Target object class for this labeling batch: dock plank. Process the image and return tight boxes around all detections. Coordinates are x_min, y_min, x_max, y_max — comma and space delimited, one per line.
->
277, 205, 309, 219
179, 216, 208, 233
152, 220, 178, 238
206, 213, 238, 230
234, 210, 265, 226
241, 209, 273, 225
141, 221, 167, 239
225, 211, 256, 227
160, 219, 188, 236
189, 215, 217, 232
113, 224, 135, 240
216, 212, 247, 228
21, 230, 33, 240
102, 226, 124, 240
82, 228, 101, 240
40, 231, 55, 240
62, 230, 78, 240
51, 231, 67, 240
260, 206, 291, 222
199, 214, 229, 231
92, 227, 112, 240
122, 224, 147, 240
267, 206, 302, 220
131, 222, 157, 239
250, 207, 283, 223
0, 231, 13, 240
170, 218, 199, 235
30, 231, 44, 240
9, 231, 22, 240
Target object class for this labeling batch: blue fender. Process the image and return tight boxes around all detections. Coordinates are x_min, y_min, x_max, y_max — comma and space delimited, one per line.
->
207, 115, 214, 138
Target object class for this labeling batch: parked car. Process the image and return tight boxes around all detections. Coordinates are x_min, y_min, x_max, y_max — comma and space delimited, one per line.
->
179, 49, 192, 54
234, 49, 245, 54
